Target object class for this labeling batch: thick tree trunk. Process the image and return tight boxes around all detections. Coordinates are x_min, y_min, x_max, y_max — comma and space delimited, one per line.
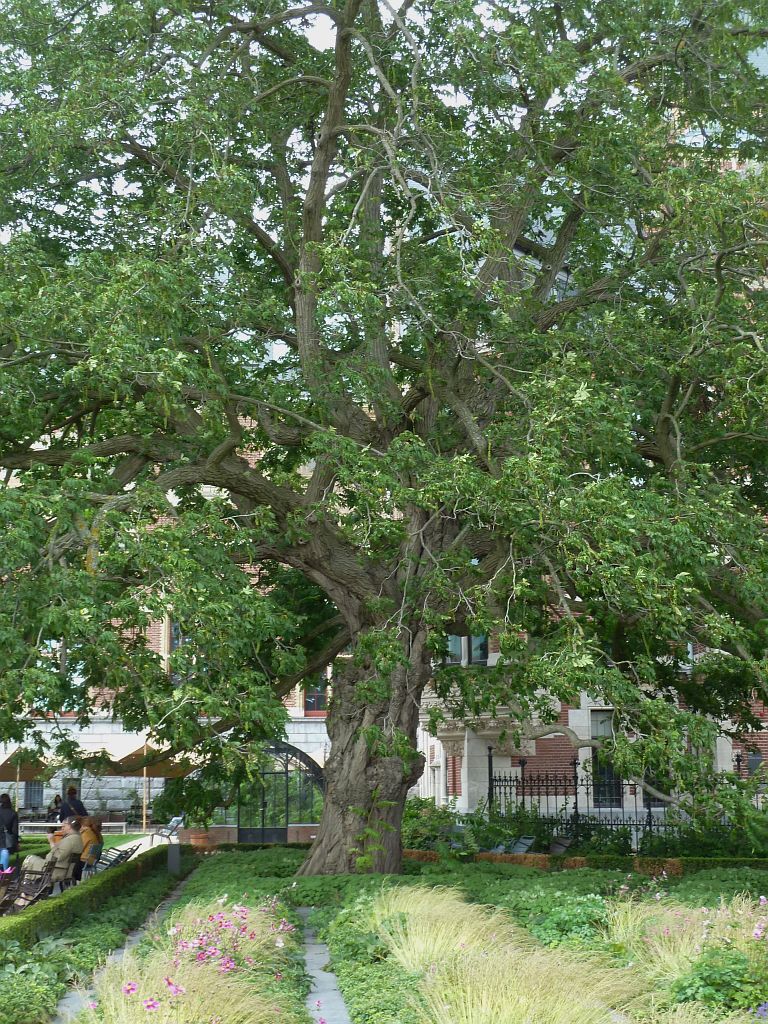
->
298, 632, 431, 875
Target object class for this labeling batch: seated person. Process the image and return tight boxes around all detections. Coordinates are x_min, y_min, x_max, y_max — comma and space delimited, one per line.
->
75, 816, 103, 880
22, 817, 83, 882
46, 795, 62, 821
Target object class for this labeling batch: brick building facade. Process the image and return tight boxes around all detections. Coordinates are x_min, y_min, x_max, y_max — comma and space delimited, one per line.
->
414, 637, 768, 813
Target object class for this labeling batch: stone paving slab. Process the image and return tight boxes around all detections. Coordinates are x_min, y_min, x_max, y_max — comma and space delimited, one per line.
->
297, 906, 352, 1024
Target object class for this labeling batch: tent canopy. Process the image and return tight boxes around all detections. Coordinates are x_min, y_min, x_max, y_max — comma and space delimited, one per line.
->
0, 749, 46, 782
115, 746, 192, 779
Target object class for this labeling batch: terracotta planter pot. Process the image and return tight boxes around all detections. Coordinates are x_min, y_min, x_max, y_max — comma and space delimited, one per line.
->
186, 829, 219, 849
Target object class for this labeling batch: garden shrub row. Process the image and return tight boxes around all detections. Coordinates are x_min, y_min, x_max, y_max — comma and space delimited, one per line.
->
0, 845, 197, 948
406, 849, 768, 876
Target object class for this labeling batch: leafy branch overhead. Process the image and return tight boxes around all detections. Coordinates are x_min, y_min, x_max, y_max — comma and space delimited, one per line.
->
1, 0, 768, 866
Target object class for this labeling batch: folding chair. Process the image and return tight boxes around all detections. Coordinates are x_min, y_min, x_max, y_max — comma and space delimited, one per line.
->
7, 864, 53, 914
508, 835, 536, 854
150, 815, 184, 846
80, 842, 103, 881
0, 869, 21, 916
549, 835, 573, 856
93, 848, 122, 872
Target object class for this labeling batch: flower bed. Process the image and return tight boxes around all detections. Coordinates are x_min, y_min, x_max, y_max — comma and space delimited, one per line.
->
21, 845, 764, 1024
0, 850, 198, 1024
83, 893, 311, 1024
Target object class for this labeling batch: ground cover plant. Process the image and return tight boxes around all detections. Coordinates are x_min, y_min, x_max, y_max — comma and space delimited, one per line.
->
0, 855, 195, 1024
323, 884, 768, 1024
157, 848, 768, 1022
13, 846, 754, 1024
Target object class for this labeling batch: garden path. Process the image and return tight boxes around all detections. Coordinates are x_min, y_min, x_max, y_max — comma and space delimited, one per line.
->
297, 906, 352, 1024
51, 874, 191, 1024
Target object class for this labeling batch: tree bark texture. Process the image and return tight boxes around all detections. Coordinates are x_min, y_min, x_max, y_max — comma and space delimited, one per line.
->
298, 629, 431, 875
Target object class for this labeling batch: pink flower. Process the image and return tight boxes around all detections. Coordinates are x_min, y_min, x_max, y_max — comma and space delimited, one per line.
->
163, 977, 185, 997
761, 896, 767, 906
274, 971, 282, 981
315, 999, 322, 1009
87, 1002, 98, 1010
122, 983, 138, 996
219, 957, 237, 973
142, 999, 160, 1012
318, 1018, 328, 1024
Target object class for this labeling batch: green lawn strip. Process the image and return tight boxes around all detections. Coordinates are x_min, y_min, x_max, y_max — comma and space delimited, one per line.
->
103, 832, 146, 850
0, 850, 198, 1024
16, 832, 146, 863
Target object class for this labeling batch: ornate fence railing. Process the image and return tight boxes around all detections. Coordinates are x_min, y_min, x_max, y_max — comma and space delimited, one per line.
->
488, 755, 675, 840
487, 752, 761, 850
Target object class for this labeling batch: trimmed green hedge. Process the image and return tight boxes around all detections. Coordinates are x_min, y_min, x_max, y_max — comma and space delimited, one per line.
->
214, 841, 313, 851
415, 849, 768, 876
0, 845, 195, 948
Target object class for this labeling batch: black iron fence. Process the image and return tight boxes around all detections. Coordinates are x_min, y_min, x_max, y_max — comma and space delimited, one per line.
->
486, 751, 762, 853
488, 749, 696, 846
489, 755, 674, 839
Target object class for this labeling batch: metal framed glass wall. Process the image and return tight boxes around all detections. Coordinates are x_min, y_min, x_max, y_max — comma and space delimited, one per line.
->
237, 742, 325, 843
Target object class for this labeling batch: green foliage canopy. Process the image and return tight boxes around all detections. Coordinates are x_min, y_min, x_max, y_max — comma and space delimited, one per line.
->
1, 0, 768, 822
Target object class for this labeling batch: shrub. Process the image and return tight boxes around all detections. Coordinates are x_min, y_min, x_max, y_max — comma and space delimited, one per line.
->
0, 845, 192, 948
671, 947, 766, 1009
401, 797, 459, 850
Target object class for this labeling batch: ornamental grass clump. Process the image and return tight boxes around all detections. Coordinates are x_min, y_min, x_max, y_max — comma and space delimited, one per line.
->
364, 886, 643, 1024
604, 894, 768, 989
83, 896, 306, 1024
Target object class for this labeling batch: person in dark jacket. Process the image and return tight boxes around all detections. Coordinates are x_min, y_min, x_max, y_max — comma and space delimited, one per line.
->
59, 786, 87, 820
0, 793, 19, 872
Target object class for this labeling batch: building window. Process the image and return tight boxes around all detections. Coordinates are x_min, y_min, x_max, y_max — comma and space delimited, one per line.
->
447, 755, 462, 796
590, 710, 623, 808
170, 621, 190, 651
24, 781, 44, 810
444, 635, 463, 664
304, 682, 328, 715
748, 752, 764, 776
469, 635, 488, 665
642, 777, 668, 809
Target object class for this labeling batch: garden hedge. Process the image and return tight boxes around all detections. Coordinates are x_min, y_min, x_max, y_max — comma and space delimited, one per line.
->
406, 849, 768, 876
0, 844, 195, 948
214, 841, 313, 851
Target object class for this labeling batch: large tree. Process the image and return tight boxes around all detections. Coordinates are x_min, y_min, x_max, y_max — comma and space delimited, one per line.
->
2, 0, 768, 873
